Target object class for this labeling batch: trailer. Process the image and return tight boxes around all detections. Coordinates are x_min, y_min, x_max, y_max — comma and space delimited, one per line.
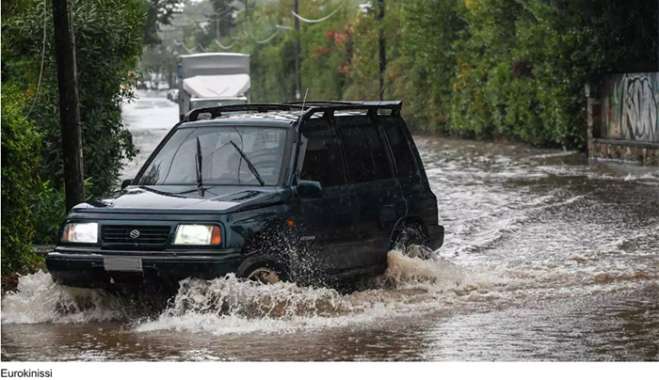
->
177, 53, 250, 120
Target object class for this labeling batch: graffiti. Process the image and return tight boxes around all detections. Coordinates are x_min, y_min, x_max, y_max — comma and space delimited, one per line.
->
600, 72, 659, 143
620, 74, 657, 141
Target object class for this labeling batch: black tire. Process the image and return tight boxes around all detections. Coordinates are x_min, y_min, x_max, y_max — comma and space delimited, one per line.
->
393, 224, 433, 259
246, 266, 283, 284
240, 257, 290, 284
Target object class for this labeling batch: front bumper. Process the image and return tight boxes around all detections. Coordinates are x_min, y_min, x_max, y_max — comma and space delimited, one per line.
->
46, 250, 242, 289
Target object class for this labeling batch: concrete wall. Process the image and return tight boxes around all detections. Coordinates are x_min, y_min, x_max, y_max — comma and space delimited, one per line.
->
588, 72, 659, 165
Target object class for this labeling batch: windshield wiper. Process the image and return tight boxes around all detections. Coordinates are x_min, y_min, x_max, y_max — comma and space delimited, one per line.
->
138, 185, 186, 198
195, 136, 205, 192
229, 140, 265, 186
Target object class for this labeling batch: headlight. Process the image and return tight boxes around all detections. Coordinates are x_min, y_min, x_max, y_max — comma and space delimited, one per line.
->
61, 222, 98, 243
174, 224, 221, 246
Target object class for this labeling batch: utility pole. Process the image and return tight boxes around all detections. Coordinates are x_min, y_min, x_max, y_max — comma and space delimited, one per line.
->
52, 0, 84, 210
294, 0, 301, 100
378, 0, 386, 100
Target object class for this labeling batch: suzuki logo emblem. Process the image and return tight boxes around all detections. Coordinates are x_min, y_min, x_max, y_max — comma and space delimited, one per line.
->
129, 229, 141, 239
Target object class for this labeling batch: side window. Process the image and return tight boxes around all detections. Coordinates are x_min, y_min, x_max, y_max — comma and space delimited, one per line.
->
299, 119, 345, 187
336, 115, 392, 183
381, 117, 418, 179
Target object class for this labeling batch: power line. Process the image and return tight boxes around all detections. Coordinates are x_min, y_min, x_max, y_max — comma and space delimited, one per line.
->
244, 24, 292, 45
250, 28, 281, 44
213, 38, 236, 50
291, 1, 345, 24
178, 1, 348, 52
27, 0, 48, 117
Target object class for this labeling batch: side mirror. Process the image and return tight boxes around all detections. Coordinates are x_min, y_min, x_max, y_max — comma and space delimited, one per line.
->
296, 180, 322, 198
121, 179, 133, 190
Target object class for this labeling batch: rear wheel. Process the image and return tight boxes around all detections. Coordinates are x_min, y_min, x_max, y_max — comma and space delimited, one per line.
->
393, 224, 433, 259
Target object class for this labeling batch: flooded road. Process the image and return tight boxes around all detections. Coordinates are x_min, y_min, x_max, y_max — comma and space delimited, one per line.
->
2, 91, 658, 361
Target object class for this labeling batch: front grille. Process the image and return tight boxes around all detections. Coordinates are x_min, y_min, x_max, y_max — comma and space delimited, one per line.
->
101, 225, 171, 249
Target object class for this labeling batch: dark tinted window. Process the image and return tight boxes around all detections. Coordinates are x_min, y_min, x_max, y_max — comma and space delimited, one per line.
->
299, 119, 345, 187
336, 115, 392, 183
381, 117, 417, 178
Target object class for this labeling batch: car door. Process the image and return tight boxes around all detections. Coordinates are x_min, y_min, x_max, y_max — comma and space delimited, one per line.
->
335, 114, 406, 271
293, 117, 359, 274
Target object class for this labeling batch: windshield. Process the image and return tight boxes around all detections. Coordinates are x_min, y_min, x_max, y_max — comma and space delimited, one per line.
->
137, 126, 287, 186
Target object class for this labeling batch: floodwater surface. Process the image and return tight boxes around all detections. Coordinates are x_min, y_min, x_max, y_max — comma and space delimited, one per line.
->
2, 91, 658, 361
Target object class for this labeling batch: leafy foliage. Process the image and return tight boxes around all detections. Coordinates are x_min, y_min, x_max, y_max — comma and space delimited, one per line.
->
2, 0, 148, 271
3, 0, 146, 200
448, 0, 657, 147
389, 0, 466, 131
189, 0, 655, 148
143, 0, 183, 45
1, 86, 43, 275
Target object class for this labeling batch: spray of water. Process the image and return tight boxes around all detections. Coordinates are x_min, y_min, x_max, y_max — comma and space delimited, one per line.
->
1, 271, 123, 324
2, 250, 487, 334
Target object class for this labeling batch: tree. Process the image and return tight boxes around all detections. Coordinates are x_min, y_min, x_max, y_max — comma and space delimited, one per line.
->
2, 0, 149, 244
143, 0, 183, 46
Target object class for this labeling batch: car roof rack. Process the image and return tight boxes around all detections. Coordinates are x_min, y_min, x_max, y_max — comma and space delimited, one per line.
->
286, 100, 402, 108
183, 100, 402, 122
293, 100, 402, 117
183, 104, 299, 122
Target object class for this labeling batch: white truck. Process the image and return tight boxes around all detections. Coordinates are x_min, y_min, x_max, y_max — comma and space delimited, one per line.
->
177, 52, 250, 120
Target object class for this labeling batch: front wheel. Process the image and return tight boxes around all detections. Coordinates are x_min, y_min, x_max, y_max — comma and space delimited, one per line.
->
246, 266, 284, 284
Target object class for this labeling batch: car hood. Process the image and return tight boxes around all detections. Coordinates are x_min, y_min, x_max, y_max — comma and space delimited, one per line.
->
73, 185, 291, 213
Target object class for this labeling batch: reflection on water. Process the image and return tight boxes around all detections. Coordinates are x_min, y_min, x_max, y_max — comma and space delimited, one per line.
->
1, 92, 658, 361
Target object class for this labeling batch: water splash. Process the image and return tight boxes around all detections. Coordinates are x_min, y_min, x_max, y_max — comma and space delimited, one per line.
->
1, 271, 123, 324
11, 242, 646, 337
134, 250, 485, 335
133, 275, 359, 335
380, 249, 468, 288
3, 245, 651, 336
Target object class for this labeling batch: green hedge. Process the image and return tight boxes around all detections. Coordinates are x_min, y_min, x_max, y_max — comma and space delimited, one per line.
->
1, 86, 42, 275
195, 0, 656, 149
1, 0, 148, 273
2, 0, 145, 200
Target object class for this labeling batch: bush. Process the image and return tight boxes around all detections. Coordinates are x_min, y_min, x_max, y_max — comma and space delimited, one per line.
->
2, 0, 145, 199
32, 181, 67, 245
447, 0, 657, 148
1, 86, 43, 275
1, 0, 148, 273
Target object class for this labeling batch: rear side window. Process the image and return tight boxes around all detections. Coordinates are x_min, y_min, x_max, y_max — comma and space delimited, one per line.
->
336, 115, 391, 183
381, 117, 418, 178
299, 119, 345, 187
